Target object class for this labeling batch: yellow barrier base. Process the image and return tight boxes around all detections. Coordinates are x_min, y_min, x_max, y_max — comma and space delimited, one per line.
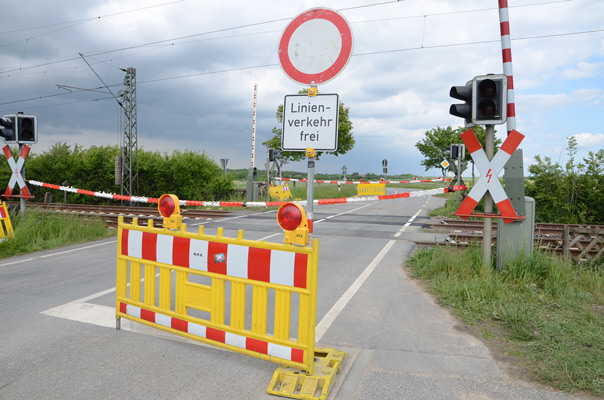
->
267, 347, 348, 400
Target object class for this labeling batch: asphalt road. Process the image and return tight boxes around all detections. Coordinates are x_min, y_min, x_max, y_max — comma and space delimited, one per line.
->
0, 192, 589, 399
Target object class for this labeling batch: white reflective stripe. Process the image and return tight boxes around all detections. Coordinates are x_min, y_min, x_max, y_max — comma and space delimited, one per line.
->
245, 202, 266, 207
156, 234, 174, 265
489, 181, 509, 203
225, 332, 246, 349
127, 230, 143, 259
130, 196, 150, 203
61, 186, 78, 193
156, 313, 171, 328
489, 150, 511, 173
188, 322, 206, 338
126, 304, 141, 319
189, 239, 208, 271
270, 250, 295, 287
466, 178, 489, 202
226, 244, 249, 279
471, 151, 490, 171
268, 342, 293, 361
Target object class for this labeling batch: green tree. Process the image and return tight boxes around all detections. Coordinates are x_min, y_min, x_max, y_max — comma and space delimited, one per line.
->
525, 137, 604, 224
525, 155, 566, 222
415, 125, 501, 177
579, 149, 604, 224
262, 90, 355, 162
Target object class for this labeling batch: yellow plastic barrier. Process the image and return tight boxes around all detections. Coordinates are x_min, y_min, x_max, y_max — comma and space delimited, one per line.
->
357, 183, 386, 196
117, 214, 334, 369
0, 202, 13, 239
270, 184, 293, 201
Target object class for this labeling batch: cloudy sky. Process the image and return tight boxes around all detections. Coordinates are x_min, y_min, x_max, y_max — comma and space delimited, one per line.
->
1, 0, 602, 182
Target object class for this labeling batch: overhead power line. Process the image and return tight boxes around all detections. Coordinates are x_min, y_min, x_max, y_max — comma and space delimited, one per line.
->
79, 53, 124, 110
0, 0, 576, 77
1, 24, 602, 109
0, 0, 187, 36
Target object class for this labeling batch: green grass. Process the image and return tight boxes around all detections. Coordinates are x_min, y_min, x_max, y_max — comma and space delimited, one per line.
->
287, 182, 358, 200
406, 244, 604, 396
0, 209, 114, 258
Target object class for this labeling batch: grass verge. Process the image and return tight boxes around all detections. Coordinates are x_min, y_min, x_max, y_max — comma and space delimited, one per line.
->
288, 183, 358, 200
0, 209, 115, 258
406, 244, 604, 397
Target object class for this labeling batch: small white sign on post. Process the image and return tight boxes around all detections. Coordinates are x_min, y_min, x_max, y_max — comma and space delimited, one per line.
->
281, 93, 339, 151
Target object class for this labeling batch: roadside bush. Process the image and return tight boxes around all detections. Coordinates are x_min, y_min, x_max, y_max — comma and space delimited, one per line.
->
0, 144, 233, 204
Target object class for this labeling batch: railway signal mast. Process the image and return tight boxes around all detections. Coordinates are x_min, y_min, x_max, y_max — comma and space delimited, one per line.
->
449, 74, 532, 268
0, 113, 38, 215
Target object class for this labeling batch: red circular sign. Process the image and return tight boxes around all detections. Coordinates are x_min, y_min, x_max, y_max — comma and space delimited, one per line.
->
278, 8, 353, 85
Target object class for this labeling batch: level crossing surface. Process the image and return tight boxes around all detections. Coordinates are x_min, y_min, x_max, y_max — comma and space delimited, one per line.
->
0, 192, 587, 399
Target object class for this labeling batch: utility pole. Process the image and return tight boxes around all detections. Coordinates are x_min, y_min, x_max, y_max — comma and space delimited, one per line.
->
119, 67, 138, 205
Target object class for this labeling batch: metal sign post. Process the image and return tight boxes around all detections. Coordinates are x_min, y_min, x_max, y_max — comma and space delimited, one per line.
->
306, 149, 316, 240
482, 126, 495, 267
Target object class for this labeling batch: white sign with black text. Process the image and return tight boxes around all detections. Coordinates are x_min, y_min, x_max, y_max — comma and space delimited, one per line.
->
281, 93, 339, 151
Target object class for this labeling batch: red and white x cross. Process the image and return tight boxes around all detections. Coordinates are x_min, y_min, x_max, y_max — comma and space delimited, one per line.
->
455, 129, 524, 224
3, 145, 32, 199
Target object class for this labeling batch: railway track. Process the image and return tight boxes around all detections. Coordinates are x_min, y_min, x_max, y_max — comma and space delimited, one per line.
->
429, 219, 602, 236
9, 202, 232, 227
423, 218, 604, 260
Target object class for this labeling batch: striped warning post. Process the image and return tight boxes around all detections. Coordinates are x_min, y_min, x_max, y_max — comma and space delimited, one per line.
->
499, 0, 517, 135
455, 128, 524, 223
3, 145, 32, 199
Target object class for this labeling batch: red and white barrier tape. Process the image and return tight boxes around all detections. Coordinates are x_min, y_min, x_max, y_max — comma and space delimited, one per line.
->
274, 177, 450, 185
27, 179, 466, 208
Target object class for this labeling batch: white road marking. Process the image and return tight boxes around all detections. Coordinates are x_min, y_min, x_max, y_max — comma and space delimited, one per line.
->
0, 240, 116, 268
393, 206, 423, 238
315, 239, 395, 342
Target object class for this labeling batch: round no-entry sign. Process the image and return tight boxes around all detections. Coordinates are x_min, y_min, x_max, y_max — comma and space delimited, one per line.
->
278, 8, 353, 85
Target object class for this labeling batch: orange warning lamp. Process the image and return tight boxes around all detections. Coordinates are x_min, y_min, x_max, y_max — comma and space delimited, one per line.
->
277, 202, 309, 246
158, 194, 182, 230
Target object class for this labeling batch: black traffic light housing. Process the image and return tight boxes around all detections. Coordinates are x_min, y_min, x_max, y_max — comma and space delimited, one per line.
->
16, 114, 37, 144
450, 74, 507, 126
473, 75, 507, 125
0, 115, 17, 143
449, 144, 465, 160
449, 82, 473, 127
450, 144, 459, 160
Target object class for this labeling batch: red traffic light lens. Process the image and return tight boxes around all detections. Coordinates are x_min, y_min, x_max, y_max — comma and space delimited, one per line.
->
159, 195, 176, 217
277, 203, 302, 231
478, 79, 497, 97
478, 99, 497, 116
20, 118, 33, 129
